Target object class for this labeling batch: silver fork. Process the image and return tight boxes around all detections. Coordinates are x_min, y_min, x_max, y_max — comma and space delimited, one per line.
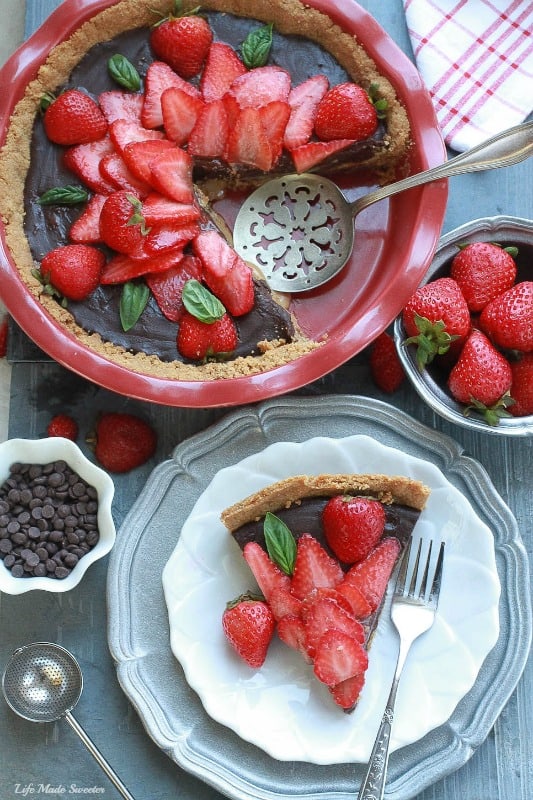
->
357, 536, 445, 800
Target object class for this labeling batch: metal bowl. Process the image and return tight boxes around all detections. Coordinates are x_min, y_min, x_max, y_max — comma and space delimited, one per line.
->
393, 216, 533, 436
0, 437, 115, 593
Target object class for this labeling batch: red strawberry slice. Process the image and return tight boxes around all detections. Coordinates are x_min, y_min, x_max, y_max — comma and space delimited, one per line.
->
243, 541, 291, 600
68, 194, 106, 243
289, 139, 355, 173
330, 672, 366, 710
109, 119, 165, 156
149, 148, 194, 203
343, 537, 401, 613
300, 587, 354, 620
144, 222, 200, 254
222, 94, 241, 131
161, 86, 205, 145
228, 66, 291, 109
268, 587, 303, 622
277, 615, 311, 662
259, 101, 291, 167
200, 42, 247, 102
192, 230, 254, 317
98, 90, 144, 124
100, 247, 185, 284
146, 254, 203, 322
141, 194, 200, 226
304, 597, 365, 657
284, 75, 329, 149
141, 61, 201, 129
313, 629, 368, 687
99, 153, 151, 196
122, 139, 176, 184
290, 533, 344, 601
63, 137, 116, 195
187, 100, 229, 158
336, 581, 373, 620
225, 107, 273, 171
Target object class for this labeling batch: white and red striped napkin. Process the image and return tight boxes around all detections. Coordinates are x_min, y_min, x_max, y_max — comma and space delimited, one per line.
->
402, 0, 533, 151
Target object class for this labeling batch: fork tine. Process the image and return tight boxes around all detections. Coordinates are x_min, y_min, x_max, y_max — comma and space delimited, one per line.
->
428, 541, 445, 605
394, 536, 413, 596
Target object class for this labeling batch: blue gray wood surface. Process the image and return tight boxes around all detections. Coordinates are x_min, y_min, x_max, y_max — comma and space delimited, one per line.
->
0, 1, 532, 799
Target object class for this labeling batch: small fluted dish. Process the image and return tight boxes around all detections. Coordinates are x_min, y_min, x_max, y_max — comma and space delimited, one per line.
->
0, 437, 115, 594
393, 216, 533, 436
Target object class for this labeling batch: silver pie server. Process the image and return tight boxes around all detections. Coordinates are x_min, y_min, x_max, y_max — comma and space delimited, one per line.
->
2, 642, 135, 800
232, 120, 533, 293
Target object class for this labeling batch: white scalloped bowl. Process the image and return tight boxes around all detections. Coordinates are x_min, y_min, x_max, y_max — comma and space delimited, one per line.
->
0, 437, 115, 594
393, 216, 533, 437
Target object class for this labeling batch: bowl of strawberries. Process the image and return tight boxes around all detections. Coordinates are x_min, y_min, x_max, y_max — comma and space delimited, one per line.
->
393, 216, 533, 435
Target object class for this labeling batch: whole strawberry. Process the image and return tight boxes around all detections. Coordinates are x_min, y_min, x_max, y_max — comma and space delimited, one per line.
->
447, 329, 513, 424
99, 191, 148, 255
509, 353, 533, 417
43, 89, 108, 145
150, 2, 213, 79
369, 331, 405, 393
402, 277, 471, 368
39, 244, 105, 301
479, 281, 533, 352
222, 594, 275, 668
314, 83, 378, 142
93, 412, 157, 473
177, 311, 237, 361
47, 414, 79, 441
322, 495, 386, 564
450, 241, 517, 312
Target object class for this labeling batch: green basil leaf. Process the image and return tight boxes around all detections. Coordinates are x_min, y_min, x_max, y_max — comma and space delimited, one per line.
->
108, 54, 141, 91
241, 23, 273, 68
38, 186, 89, 206
264, 512, 297, 575
182, 279, 226, 323
120, 281, 150, 331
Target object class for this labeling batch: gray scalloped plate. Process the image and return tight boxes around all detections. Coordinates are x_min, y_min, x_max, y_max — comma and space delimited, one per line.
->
107, 395, 531, 800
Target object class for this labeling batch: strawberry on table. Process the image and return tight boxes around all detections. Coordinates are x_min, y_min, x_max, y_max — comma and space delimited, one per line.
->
93, 412, 157, 472
222, 594, 275, 668
479, 281, 533, 352
150, 1, 213, 79
369, 331, 405, 393
314, 82, 378, 142
43, 88, 108, 145
46, 414, 78, 441
39, 244, 104, 301
322, 495, 386, 564
450, 241, 518, 312
509, 353, 533, 417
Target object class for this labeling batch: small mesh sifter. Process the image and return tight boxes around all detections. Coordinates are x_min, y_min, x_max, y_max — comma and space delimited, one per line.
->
2, 642, 135, 800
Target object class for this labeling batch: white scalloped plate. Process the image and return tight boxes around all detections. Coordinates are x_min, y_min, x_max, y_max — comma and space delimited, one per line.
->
162, 433, 500, 764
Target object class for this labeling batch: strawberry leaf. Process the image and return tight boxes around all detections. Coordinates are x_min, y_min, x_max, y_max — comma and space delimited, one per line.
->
182, 279, 226, 323
108, 54, 141, 91
241, 24, 273, 68
38, 185, 89, 205
264, 512, 297, 576
120, 281, 150, 331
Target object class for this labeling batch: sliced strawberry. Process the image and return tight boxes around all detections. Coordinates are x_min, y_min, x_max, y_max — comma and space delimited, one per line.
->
144, 222, 200, 253
68, 194, 106, 243
100, 247, 185, 284
141, 193, 200, 226
284, 75, 329, 149
161, 86, 205, 145
149, 148, 194, 203
122, 139, 176, 184
228, 66, 291, 109
200, 42, 247, 102
290, 533, 344, 601
268, 587, 303, 622
141, 61, 201, 129
99, 153, 151, 196
146, 254, 202, 322
192, 230, 254, 317
313, 629, 368, 687
98, 90, 144, 124
109, 119, 165, 156
301, 587, 354, 620
277, 615, 311, 662
222, 93, 241, 131
259, 101, 290, 167
329, 672, 365, 710
225, 107, 273, 171
336, 581, 373, 620
63, 137, 116, 195
187, 100, 229, 158
304, 597, 364, 657
243, 541, 291, 601
343, 537, 401, 613
289, 138, 355, 173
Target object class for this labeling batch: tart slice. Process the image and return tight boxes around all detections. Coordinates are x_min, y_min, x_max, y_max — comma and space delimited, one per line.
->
221, 474, 430, 711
